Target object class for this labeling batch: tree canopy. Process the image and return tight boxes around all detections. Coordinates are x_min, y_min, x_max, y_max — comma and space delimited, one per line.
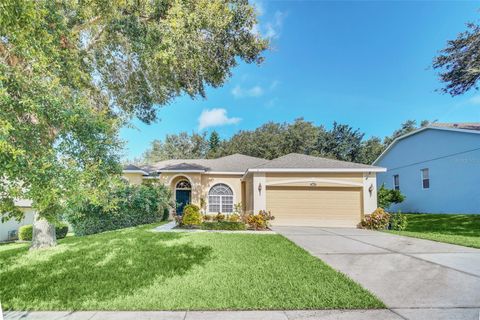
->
138, 119, 430, 165
0, 0, 267, 246
433, 22, 480, 96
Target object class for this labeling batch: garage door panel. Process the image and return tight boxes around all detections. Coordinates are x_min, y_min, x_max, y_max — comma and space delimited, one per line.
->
266, 186, 362, 227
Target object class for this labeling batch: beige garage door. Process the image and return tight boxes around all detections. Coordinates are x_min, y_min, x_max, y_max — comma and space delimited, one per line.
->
266, 186, 362, 227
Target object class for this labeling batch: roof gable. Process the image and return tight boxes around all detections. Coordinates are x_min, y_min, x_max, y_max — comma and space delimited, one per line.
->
373, 124, 480, 165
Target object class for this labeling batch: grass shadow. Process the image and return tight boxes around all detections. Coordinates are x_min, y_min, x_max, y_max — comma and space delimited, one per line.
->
404, 213, 480, 237
0, 226, 212, 310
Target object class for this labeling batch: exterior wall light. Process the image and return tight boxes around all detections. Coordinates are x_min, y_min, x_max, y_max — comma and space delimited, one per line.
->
368, 184, 374, 196
258, 183, 262, 195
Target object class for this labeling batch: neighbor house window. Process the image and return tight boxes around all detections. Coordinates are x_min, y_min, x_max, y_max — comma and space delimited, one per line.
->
208, 183, 233, 213
421, 168, 430, 189
393, 175, 400, 191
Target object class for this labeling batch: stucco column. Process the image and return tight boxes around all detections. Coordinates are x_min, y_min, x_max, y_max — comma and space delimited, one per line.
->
253, 173, 266, 213
363, 172, 378, 215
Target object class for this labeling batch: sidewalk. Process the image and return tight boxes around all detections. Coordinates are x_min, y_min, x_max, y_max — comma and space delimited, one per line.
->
4, 310, 404, 320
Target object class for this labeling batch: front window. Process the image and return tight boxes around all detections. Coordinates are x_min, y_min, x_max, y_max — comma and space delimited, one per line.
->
208, 183, 233, 213
421, 168, 430, 189
393, 174, 400, 191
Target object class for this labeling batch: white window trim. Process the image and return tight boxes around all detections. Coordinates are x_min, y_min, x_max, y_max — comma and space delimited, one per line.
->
393, 174, 400, 191
207, 183, 235, 214
421, 168, 430, 190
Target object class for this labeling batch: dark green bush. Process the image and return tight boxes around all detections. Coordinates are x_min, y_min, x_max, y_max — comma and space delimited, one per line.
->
18, 223, 69, 241
201, 221, 246, 230
55, 223, 69, 239
18, 225, 33, 241
66, 182, 173, 236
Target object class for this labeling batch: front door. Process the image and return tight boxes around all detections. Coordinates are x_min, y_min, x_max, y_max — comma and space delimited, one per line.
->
175, 190, 191, 215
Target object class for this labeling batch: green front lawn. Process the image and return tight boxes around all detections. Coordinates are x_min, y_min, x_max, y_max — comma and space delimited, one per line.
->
387, 213, 480, 249
0, 224, 383, 311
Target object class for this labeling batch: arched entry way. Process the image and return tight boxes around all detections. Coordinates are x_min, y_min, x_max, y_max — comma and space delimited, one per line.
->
175, 179, 191, 215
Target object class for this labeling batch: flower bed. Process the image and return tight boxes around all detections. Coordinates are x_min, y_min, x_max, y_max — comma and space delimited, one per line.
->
176, 205, 275, 231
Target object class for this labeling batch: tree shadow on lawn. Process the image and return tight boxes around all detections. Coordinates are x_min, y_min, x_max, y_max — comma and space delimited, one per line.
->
405, 214, 480, 237
0, 228, 212, 310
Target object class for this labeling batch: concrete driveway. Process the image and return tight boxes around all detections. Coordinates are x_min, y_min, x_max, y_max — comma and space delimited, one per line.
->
274, 226, 480, 320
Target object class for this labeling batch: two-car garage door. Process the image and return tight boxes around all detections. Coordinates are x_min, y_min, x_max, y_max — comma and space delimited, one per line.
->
266, 186, 362, 227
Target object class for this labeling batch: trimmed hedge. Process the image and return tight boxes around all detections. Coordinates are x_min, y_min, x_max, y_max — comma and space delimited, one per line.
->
18, 225, 33, 241
66, 182, 172, 236
201, 221, 246, 231
18, 223, 69, 241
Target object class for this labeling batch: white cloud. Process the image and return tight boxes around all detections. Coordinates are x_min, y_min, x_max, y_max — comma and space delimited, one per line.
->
198, 108, 241, 130
468, 95, 480, 105
264, 11, 286, 39
231, 85, 264, 98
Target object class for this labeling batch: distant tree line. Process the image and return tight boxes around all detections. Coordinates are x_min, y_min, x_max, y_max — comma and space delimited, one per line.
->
139, 119, 430, 165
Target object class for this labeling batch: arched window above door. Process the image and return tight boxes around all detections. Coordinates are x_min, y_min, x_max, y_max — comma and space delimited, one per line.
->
176, 180, 191, 190
208, 183, 233, 213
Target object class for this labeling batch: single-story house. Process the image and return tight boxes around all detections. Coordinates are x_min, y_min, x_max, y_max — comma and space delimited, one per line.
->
373, 123, 480, 214
123, 153, 386, 227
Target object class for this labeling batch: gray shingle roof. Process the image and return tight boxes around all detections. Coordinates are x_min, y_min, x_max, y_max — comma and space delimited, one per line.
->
252, 153, 383, 171
123, 164, 144, 171
137, 154, 268, 173
429, 122, 480, 131
125, 153, 384, 174
161, 163, 210, 171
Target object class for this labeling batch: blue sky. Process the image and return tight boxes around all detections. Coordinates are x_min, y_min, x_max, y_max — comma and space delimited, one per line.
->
121, 0, 480, 160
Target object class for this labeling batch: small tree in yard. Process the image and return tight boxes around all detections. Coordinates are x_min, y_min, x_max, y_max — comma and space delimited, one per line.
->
0, 0, 267, 249
377, 185, 405, 210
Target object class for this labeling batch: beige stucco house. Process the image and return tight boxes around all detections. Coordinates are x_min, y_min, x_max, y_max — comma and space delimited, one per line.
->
123, 153, 386, 228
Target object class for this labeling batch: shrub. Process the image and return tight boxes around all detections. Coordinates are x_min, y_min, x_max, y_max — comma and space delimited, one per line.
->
201, 221, 246, 230
389, 211, 408, 231
360, 208, 390, 230
18, 223, 69, 241
66, 182, 173, 236
203, 214, 211, 222
228, 214, 240, 222
378, 185, 405, 210
55, 222, 69, 239
213, 213, 225, 222
246, 210, 275, 230
182, 204, 202, 227
18, 225, 33, 241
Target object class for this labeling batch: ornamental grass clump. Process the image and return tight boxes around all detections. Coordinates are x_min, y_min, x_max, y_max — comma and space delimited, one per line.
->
359, 208, 390, 230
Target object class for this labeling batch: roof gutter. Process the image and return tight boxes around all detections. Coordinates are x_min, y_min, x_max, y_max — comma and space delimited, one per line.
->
245, 167, 387, 174
123, 169, 149, 175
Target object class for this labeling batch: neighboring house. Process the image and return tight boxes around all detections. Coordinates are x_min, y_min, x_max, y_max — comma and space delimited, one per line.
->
123, 153, 385, 227
0, 199, 35, 242
374, 123, 480, 214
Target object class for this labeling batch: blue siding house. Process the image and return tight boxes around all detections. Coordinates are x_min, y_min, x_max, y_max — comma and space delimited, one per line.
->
374, 123, 480, 214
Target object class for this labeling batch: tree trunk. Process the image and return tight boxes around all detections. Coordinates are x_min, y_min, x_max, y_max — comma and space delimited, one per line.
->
30, 212, 57, 250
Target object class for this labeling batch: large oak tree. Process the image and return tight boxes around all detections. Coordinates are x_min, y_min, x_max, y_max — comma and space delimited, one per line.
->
0, 0, 267, 248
